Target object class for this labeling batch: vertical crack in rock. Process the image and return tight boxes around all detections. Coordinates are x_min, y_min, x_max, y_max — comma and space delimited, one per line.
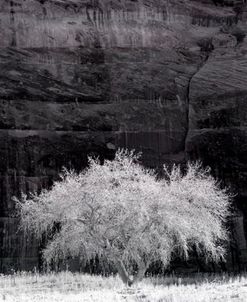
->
184, 52, 211, 160
9, 0, 17, 47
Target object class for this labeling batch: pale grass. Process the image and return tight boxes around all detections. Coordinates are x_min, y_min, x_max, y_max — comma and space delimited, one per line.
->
1, 272, 247, 302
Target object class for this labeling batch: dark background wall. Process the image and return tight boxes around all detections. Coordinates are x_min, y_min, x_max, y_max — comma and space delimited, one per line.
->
0, 0, 247, 272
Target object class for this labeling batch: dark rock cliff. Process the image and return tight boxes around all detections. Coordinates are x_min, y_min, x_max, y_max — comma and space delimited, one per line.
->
0, 0, 247, 272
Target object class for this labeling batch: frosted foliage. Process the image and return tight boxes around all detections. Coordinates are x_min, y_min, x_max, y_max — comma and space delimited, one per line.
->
17, 150, 231, 278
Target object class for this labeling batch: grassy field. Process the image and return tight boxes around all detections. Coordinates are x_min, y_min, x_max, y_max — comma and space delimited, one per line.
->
0, 272, 247, 302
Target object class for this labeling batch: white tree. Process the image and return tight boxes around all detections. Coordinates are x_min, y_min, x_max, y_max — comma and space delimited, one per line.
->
17, 149, 231, 285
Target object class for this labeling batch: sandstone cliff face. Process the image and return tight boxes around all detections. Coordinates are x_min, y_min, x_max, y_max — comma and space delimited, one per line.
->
0, 0, 247, 272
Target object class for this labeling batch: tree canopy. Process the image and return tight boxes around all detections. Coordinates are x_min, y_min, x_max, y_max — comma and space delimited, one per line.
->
17, 149, 231, 285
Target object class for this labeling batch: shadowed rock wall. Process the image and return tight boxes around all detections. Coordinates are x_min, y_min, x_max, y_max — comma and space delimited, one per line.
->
0, 0, 247, 272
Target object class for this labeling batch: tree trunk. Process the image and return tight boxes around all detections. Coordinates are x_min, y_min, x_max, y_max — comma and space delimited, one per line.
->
115, 259, 149, 286
132, 260, 148, 284
115, 259, 133, 286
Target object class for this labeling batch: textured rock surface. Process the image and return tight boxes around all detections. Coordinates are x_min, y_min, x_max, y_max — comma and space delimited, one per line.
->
0, 0, 247, 272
